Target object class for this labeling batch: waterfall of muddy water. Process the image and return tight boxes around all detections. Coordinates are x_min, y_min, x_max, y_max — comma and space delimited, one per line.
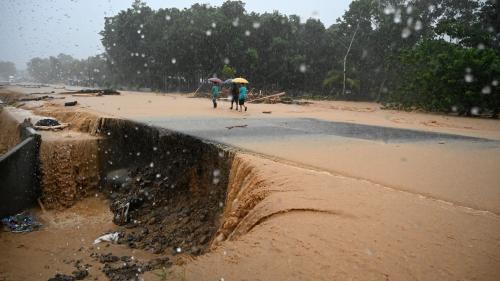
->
39, 137, 100, 209
0, 108, 21, 154
96, 118, 237, 256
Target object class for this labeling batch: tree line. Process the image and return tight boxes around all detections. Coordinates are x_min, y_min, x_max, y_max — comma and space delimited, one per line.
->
23, 0, 499, 117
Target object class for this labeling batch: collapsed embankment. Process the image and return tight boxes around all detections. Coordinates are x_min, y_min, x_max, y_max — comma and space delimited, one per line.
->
1, 100, 271, 262
96, 118, 237, 255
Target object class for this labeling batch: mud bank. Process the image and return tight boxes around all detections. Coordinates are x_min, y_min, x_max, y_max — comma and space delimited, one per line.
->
96, 118, 236, 256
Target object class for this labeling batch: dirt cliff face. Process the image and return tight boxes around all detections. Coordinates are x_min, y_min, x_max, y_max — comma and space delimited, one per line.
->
39, 138, 100, 208
97, 118, 235, 255
0, 108, 21, 154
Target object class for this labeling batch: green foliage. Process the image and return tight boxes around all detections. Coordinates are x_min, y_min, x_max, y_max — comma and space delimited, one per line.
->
26, 54, 109, 86
24, 0, 500, 116
222, 65, 236, 78
389, 40, 500, 116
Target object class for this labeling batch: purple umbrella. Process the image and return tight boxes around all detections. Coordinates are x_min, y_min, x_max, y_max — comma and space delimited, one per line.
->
208, 77, 223, 84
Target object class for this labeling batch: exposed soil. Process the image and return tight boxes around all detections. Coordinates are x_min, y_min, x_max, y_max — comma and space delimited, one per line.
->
39, 138, 100, 209
0, 108, 21, 154
103, 156, 227, 256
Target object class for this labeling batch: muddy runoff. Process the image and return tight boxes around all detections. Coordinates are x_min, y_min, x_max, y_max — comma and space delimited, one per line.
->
96, 118, 235, 256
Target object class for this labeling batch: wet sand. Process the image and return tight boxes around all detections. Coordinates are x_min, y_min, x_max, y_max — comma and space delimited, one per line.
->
0, 197, 160, 281
171, 154, 500, 281
1, 87, 500, 280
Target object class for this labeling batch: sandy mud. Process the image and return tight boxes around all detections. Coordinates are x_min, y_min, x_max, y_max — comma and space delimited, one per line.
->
1, 87, 499, 281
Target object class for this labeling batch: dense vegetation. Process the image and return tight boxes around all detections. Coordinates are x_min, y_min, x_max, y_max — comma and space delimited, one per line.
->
22, 0, 500, 117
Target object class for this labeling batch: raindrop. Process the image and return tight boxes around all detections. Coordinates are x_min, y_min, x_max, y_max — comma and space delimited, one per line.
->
135, 52, 139, 56
252, 22, 261, 29
414, 20, 422, 31
232, 17, 239, 27
482, 86, 491, 94
140, 24, 144, 28
156, 173, 161, 178
299, 63, 307, 73
137, 29, 141, 34
471, 107, 480, 116
213, 178, 220, 185
206, 29, 212, 36
428, 5, 436, 13
245, 30, 251, 36
477, 43, 485, 50
149, 162, 154, 168
130, 53, 134, 57
137, 70, 141, 74
401, 28, 411, 39
451, 106, 458, 112
176, 247, 182, 253
384, 5, 395, 15
144, 63, 148, 67
211, 22, 217, 28
407, 17, 413, 27
213, 169, 221, 177
394, 9, 402, 24
141, 53, 145, 58
153, 146, 158, 151
171, 58, 176, 64
406, 6, 413, 14
165, 15, 171, 21
141, 34, 145, 39
223, 58, 230, 64
492, 80, 499, 86
465, 74, 474, 83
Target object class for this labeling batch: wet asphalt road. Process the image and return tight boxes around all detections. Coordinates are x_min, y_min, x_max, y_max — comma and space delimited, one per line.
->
136, 117, 492, 145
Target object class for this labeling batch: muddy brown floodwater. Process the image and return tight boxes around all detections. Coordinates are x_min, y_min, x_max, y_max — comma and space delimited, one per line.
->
1, 87, 500, 281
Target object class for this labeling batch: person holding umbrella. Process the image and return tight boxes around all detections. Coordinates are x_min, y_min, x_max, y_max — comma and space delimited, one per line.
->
232, 77, 249, 112
208, 78, 222, 108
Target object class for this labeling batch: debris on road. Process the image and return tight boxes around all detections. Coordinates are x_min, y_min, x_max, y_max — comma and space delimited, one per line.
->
226, 124, 248, 130
262, 111, 272, 114
249, 92, 285, 104
64, 101, 77, 106
18, 95, 54, 102
93, 232, 120, 244
33, 118, 69, 131
1, 212, 42, 233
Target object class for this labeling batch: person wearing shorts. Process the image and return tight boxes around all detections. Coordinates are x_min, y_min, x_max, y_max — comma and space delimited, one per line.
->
230, 83, 239, 110
238, 84, 248, 112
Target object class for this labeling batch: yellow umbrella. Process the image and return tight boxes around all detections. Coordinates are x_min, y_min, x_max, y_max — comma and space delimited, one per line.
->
232, 77, 249, 84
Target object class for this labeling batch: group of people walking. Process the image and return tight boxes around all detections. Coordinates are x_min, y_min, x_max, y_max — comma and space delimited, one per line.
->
211, 81, 248, 112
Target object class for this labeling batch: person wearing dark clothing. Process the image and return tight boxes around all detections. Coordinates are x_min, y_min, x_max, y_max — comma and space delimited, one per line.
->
230, 83, 239, 110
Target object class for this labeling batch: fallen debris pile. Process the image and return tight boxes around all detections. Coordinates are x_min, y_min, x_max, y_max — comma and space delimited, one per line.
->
1, 211, 42, 233
33, 118, 69, 131
18, 95, 54, 102
104, 164, 225, 256
90, 253, 171, 281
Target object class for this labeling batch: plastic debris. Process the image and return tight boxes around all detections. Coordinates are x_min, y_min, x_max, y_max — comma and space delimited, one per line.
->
93, 232, 120, 244
1, 212, 42, 233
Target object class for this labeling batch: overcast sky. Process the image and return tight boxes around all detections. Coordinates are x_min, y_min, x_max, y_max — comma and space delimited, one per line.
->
0, 0, 352, 69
